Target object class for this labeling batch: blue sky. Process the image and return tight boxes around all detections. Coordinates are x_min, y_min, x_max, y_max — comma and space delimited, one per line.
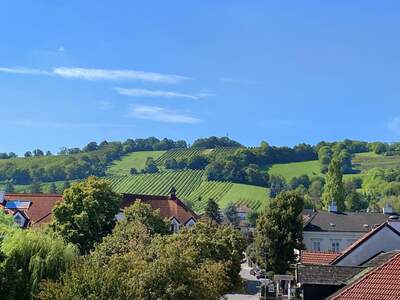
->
1, 1, 400, 154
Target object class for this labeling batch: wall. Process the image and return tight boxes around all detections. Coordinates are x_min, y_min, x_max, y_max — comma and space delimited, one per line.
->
303, 231, 362, 252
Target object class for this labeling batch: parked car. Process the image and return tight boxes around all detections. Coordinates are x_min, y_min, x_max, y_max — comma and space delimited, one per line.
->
250, 267, 260, 276
256, 270, 266, 279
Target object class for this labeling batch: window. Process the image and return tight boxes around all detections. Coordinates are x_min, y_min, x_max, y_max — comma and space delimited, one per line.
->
185, 219, 196, 227
312, 240, 321, 251
170, 218, 180, 233
14, 214, 24, 227
331, 240, 341, 252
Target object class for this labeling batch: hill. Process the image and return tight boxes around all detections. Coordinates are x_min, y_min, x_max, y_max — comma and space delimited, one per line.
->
268, 160, 322, 181
108, 170, 268, 213
107, 150, 166, 175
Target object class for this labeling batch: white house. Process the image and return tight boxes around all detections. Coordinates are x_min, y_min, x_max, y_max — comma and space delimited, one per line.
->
302, 203, 395, 252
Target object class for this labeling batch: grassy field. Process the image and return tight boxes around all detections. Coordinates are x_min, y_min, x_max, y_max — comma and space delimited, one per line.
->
219, 183, 268, 211
352, 152, 400, 172
268, 160, 322, 181
107, 151, 166, 175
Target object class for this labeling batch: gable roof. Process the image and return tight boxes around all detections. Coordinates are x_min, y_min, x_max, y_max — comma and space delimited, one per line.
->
297, 264, 364, 286
331, 222, 400, 265
303, 211, 392, 232
1, 193, 62, 227
300, 250, 341, 265
360, 251, 400, 268
328, 252, 400, 300
121, 193, 198, 224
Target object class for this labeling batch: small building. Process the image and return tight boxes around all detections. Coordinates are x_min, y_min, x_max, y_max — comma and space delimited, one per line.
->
302, 203, 395, 252
121, 189, 198, 233
0, 192, 62, 228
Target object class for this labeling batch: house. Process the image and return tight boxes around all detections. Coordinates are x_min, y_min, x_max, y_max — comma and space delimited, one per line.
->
331, 220, 400, 266
327, 251, 400, 300
302, 203, 395, 252
0, 192, 62, 228
297, 219, 400, 299
0, 188, 198, 232
121, 189, 198, 233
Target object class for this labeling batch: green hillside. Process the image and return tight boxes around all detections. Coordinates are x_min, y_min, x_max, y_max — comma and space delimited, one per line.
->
268, 160, 322, 181
107, 151, 166, 175
107, 170, 267, 213
352, 152, 400, 172
108, 170, 204, 199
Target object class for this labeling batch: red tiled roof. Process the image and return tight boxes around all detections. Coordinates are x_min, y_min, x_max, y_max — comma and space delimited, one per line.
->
121, 193, 198, 225
329, 252, 400, 300
331, 222, 400, 265
1, 193, 62, 226
300, 250, 341, 265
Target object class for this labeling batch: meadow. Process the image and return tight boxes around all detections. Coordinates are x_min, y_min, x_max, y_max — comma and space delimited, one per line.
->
107, 150, 166, 175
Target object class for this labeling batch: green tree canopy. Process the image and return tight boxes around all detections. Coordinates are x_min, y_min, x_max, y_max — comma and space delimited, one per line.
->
322, 157, 346, 211
51, 176, 121, 253
255, 191, 304, 274
204, 199, 222, 223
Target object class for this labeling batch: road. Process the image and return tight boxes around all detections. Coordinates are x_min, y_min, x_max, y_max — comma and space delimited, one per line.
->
225, 263, 261, 300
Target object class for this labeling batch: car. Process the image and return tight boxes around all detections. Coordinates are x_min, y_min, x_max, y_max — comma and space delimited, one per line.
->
250, 267, 259, 276
256, 270, 266, 279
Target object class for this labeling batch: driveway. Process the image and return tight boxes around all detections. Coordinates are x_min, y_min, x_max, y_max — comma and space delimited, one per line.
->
225, 263, 261, 300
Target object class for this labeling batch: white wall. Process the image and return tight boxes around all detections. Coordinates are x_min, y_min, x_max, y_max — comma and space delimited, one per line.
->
335, 226, 400, 266
303, 231, 362, 252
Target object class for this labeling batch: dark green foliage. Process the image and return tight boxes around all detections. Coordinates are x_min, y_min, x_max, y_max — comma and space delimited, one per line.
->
4, 181, 14, 193
255, 191, 304, 274
121, 201, 171, 235
204, 199, 222, 223
164, 158, 178, 169
129, 167, 138, 175
246, 210, 258, 227
186, 155, 209, 170
144, 157, 159, 173
289, 174, 310, 190
268, 175, 287, 198
51, 177, 121, 254
224, 203, 239, 226
322, 157, 346, 211
346, 191, 368, 211
192, 136, 243, 148
370, 142, 388, 154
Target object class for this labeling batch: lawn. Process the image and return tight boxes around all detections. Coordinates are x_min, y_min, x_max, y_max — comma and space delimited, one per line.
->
107, 151, 166, 175
268, 160, 322, 181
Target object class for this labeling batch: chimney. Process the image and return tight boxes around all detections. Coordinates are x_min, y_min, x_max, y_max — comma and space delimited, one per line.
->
383, 203, 393, 215
328, 202, 337, 213
169, 187, 176, 200
0, 191, 5, 204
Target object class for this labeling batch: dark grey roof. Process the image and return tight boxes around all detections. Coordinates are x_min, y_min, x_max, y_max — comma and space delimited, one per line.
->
303, 211, 393, 232
297, 264, 364, 286
361, 250, 400, 267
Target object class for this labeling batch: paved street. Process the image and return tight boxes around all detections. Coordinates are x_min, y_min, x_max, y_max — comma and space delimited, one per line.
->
225, 263, 261, 300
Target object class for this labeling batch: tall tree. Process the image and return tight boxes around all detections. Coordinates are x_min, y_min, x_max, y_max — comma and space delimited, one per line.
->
255, 191, 304, 274
322, 157, 346, 211
0, 229, 77, 300
51, 177, 121, 253
204, 199, 222, 223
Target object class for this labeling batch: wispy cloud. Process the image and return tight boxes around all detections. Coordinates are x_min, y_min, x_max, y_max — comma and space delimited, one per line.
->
0, 66, 189, 83
115, 87, 210, 100
128, 104, 201, 124
0, 67, 51, 75
388, 116, 400, 133
58, 46, 66, 52
52, 67, 189, 83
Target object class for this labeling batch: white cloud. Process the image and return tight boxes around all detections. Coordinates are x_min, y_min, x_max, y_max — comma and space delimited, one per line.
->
115, 87, 210, 100
58, 46, 66, 52
0, 66, 189, 83
388, 116, 400, 133
0, 67, 51, 75
128, 105, 201, 124
53, 67, 189, 83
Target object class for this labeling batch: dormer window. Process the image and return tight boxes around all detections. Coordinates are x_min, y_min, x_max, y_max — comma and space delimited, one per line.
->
13, 212, 25, 227
185, 218, 196, 228
170, 218, 180, 233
